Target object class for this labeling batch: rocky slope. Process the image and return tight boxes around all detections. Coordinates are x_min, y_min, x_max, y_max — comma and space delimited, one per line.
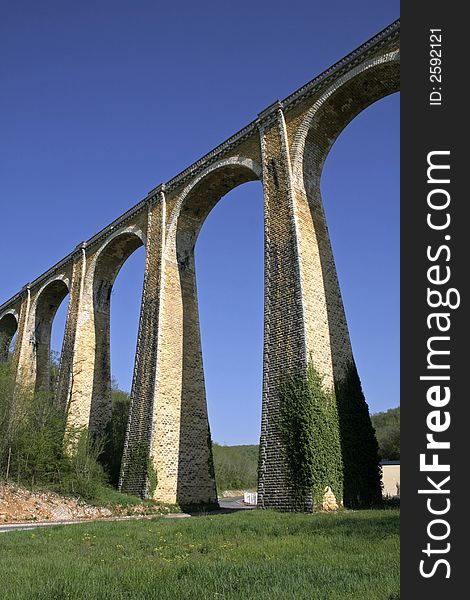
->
0, 484, 169, 523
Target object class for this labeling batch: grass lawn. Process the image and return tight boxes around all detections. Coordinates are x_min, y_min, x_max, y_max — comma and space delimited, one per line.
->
0, 509, 399, 600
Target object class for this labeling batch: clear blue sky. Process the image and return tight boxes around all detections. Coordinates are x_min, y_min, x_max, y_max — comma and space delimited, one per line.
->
0, 1, 399, 445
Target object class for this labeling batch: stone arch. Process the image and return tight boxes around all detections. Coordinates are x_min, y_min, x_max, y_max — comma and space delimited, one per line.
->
34, 277, 70, 393
0, 310, 18, 362
145, 157, 262, 506
90, 226, 145, 310
292, 50, 399, 179
89, 227, 145, 441
166, 156, 262, 259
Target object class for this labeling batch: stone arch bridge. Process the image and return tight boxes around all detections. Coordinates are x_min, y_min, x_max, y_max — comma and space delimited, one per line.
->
0, 21, 399, 510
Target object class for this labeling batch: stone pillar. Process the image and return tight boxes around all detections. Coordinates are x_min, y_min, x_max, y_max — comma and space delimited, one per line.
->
258, 101, 381, 510
258, 102, 356, 511
65, 246, 97, 434
55, 243, 87, 413
158, 206, 217, 507
14, 285, 35, 391
257, 103, 311, 511
88, 273, 113, 441
120, 186, 217, 507
296, 119, 381, 508
119, 189, 166, 498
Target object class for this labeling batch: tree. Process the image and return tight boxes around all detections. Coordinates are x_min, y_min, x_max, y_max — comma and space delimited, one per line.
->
100, 379, 131, 487
371, 406, 400, 460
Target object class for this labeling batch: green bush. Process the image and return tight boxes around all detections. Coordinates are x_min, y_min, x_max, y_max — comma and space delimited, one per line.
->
60, 427, 107, 500
0, 357, 106, 500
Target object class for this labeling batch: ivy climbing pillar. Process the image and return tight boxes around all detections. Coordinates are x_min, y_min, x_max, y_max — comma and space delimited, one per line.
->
258, 100, 381, 511
257, 102, 316, 511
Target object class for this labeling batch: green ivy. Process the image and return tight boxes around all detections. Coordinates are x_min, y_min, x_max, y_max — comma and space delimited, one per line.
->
278, 363, 343, 510
122, 440, 157, 499
147, 456, 158, 498
335, 363, 382, 508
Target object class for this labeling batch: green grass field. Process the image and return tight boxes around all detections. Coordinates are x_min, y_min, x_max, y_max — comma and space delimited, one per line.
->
0, 509, 399, 600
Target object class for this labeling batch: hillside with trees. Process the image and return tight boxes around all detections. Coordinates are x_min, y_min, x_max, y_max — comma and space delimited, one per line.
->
212, 444, 258, 492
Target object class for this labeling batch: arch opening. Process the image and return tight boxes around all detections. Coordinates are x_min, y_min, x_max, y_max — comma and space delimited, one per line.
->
0, 313, 18, 363
300, 60, 399, 179
91, 231, 145, 486
320, 93, 399, 414
174, 162, 260, 265
173, 161, 262, 503
34, 280, 69, 394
